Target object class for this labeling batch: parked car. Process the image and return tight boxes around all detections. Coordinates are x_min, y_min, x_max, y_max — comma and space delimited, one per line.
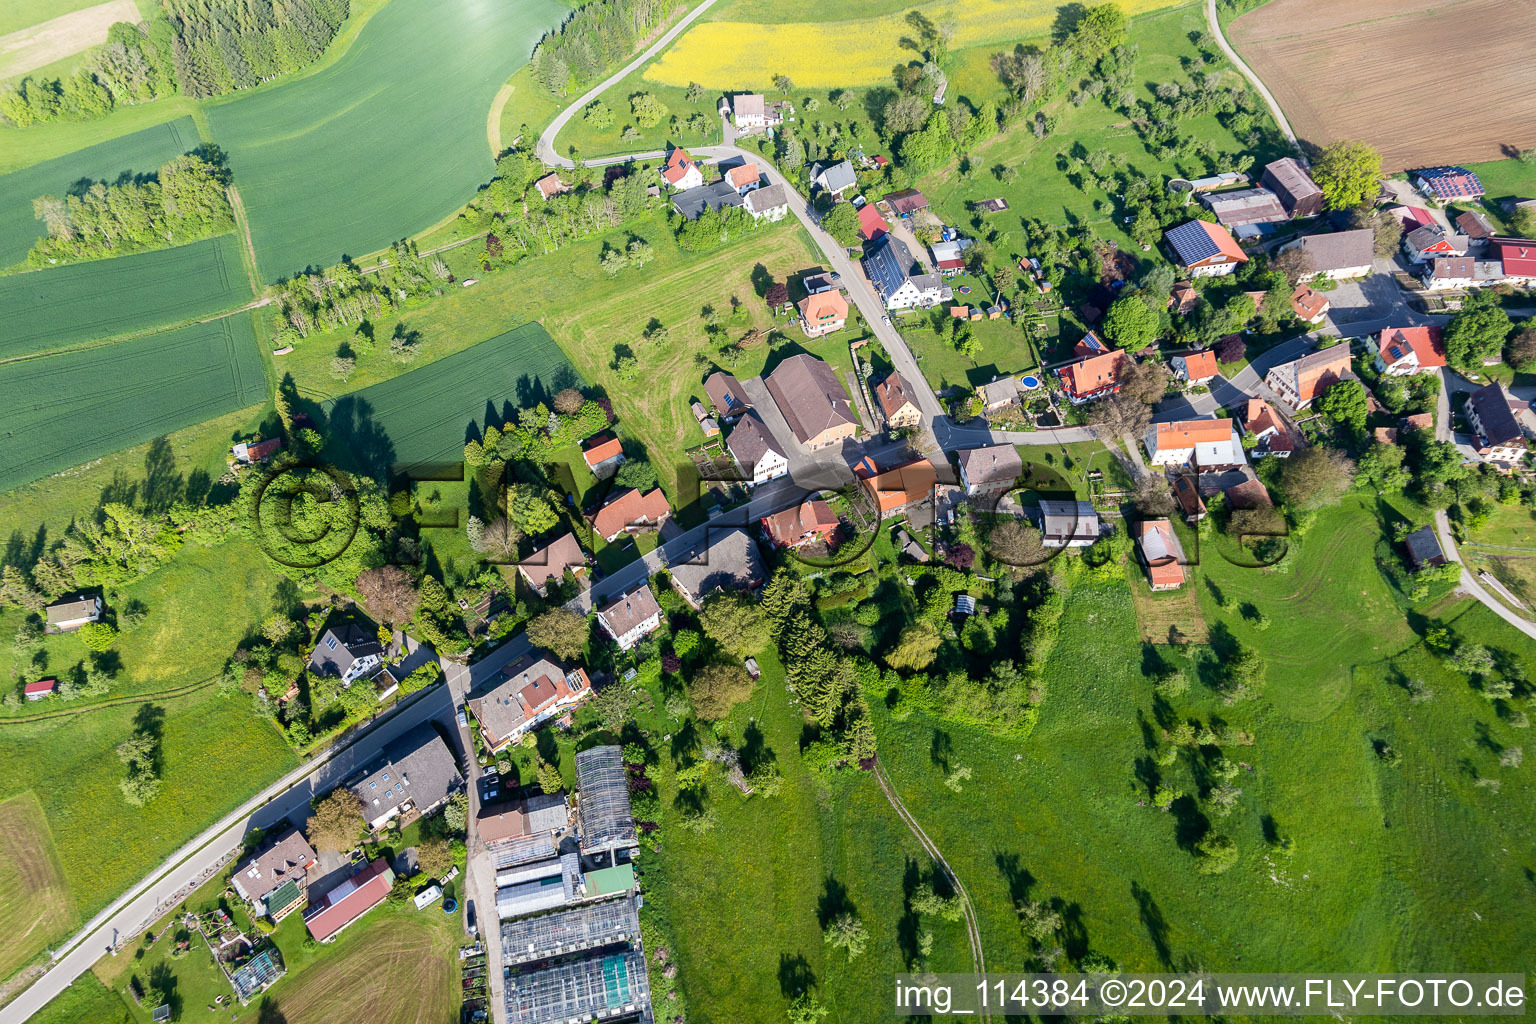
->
456, 707, 468, 728
466, 900, 477, 937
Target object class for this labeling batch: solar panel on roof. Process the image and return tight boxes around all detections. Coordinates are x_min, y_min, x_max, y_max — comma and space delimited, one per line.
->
1168, 222, 1219, 264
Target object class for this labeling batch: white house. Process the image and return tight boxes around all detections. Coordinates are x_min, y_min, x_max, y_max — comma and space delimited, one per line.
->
1375, 326, 1446, 376
44, 594, 102, 633
1170, 351, 1218, 386
809, 160, 856, 196
308, 624, 384, 685
595, 586, 663, 651
1144, 419, 1246, 470
864, 235, 944, 310
726, 412, 789, 486
744, 183, 789, 222
1466, 383, 1535, 466
660, 148, 704, 191
1036, 500, 1102, 548
1280, 228, 1374, 279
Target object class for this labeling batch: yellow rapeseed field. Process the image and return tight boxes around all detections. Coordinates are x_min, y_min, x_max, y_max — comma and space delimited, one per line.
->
644, 0, 1176, 89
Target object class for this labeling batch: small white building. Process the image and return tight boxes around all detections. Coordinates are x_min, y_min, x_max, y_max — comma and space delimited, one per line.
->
595, 586, 663, 651
726, 413, 789, 486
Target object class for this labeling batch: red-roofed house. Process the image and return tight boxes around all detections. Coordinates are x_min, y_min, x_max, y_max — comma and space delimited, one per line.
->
1291, 284, 1330, 324
534, 173, 569, 201
1057, 349, 1129, 403
1144, 419, 1246, 469
1387, 206, 1436, 230
1375, 326, 1445, 375
231, 438, 282, 464
1243, 398, 1294, 458
857, 204, 888, 241
1165, 220, 1248, 277
856, 457, 938, 517
591, 488, 671, 542
23, 679, 55, 701
1171, 350, 1218, 385
798, 289, 848, 338
1494, 239, 1536, 280
1264, 347, 1352, 410
581, 434, 626, 479
661, 148, 703, 191
304, 858, 395, 943
727, 163, 761, 194
761, 500, 839, 549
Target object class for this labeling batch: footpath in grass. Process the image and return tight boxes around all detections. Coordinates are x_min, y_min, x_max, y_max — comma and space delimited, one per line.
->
0, 234, 250, 359
0, 115, 198, 266
0, 312, 267, 493
322, 321, 583, 479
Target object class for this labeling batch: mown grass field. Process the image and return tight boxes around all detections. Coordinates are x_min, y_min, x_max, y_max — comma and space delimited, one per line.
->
0, 311, 267, 492
0, 0, 117, 38
877, 499, 1535, 984
322, 321, 583, 478
25, 975, 131, 1024
0, 539, 286, 704
0, 792, 76, 983
2, 234, 249, 357
0, 686, 297, 973
646, 0, 1178, 89
206, 0, 565, 281
0, 115, 198, 266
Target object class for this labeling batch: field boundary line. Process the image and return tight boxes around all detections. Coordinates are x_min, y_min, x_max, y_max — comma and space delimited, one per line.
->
226, 185, 263, 293
1205, 0, 1296, 145
872, 756, 988, 1019
0, 678, 219, 726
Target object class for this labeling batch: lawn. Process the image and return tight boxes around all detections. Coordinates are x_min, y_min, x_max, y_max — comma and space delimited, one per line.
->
0, 792, 76, 983
0, 115, 199, 266
900, 303, 1042, 396
24, 974, 132, 1024
0, 311, 268, 493
0, 686, 297, 975
875, 499, 1536, 985
917, 4, 1288, 253
2, 234, 250, 357
1014, 440, 1134, 498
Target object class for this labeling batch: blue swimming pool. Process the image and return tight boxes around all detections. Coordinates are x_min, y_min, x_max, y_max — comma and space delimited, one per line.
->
1020, 375, 1041, 389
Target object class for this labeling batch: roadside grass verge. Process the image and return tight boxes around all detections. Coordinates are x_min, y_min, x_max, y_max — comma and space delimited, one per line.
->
0, 792, 77, 982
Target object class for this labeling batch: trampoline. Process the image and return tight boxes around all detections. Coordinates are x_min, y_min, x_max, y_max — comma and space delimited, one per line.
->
442, 898, 457, 913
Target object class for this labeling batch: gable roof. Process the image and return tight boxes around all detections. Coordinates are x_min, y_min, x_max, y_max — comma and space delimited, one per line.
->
798, 289, 848, 326
885, 188, 928, 214
765, 354, 857, 445
303, 858, 394, 942
1493, 238, 1536, 276
1038, 499, 1099, 540
704, 371, 751, 417
661, 147, 698, 186
745, 182, 789, 214
308, 623, 383, 678
977, 376, 1019, 405
1291, 284, 1329, 320
1165, 219, 1246, 267
1414, 166, 1485, 200
1262, 157, 1321, 204
592, 488, 670, 539
22, 678, 55, 696
1405, 224, 1467, 257
726, 412, 784, 467
1154, 419, 1236, 448
668, 528, 766, 603
350, 723, 463, 821
1135, 519, 1186, 588
1178, 351, 1219, 379
1290, 228, 1374, 272
857, 203, 888, 241
1224, 477, 1273, 509
1377, 326, 1445, 369
1205, 187, 1287, 224
1060, 349, 1129, 397
469, 652, 589, 742
874, 372, 919, 418
956, 445, 1022, 486
762, 499, 838, 544
581, 434, 624, 467
1467, 383, 1527, 446
810, 160, 856, 192
44, 595, 98, 626
733, 93, 765, 118
859, 458, 938, 513
672, 179, 744, 220
517, 532, 587, 591
727, 163, 759, 188
534, 173, 567, 201
1457, 209, 1496, 239
597, 586, 661, 639
232, 828, 317, 904
1404, 525, 1444, 566
863, 234, 921, 297
1268, 346, 1351, 406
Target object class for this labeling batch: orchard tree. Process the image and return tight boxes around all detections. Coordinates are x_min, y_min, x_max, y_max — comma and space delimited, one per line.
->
1100, 295, 1160, 352
699, 592, 773, 659
820, 202, 861, 247
1505, 326, 1536, 371
526, 608, 589, 660
309, 790, 364, 852
686, 661, 756, 719
1311, 140, 1383, 211
1319, 379, 1368, 434
1280, 446, 1355, 509
1444, 294, 1511, 370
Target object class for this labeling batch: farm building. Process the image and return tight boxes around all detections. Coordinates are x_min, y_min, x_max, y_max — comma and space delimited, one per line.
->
468, 653, 593, 752
1404, 526, 1447, 570
504, 949, 651, 1024
308, 623, 383, 685
590, 488, 671, 541
575, 745, 638, 857
44, 594, 101, 633
744, 183, 789, 221
672, 180, 744, 220
1264, 346, 1352, 410
1279, 229, 1374, 278
23, 678, 55, 700
874, 371, 922, 428
1203, 187, 1287, 228
1144, 419, 1246, 471
534, 174, 569, 201
729, 93, 784, 131
1135, 520, 1186, 591
726, 412, 789, 486
1260, 157, 1323, 218
1171, 473, 1207, 520
766, 353, 859, 448
1413, 166, 1485, 202
667, 528, 767, 609
1164, 220, 1248, 276
303, 858, 394, 943
581, 434, 626, 479
349, 723, 463, 830
230, 438, 281, 464
595, 586, 663, 652
761, 499, 839, 549
1224, 476, 1274, 510
863, 234, 945, 309
1375, 326, 1446, 375
231, 829, 317, 920
660, 147, 703, 191
704, 371, 752, 421
884, 188, 929, 216
500, 894, 641, 968
1457, 209, 1496, 240
1492, 239, 1536, 282
956, 445, 1022, 497
929, 239, 967, 273
1035, 500, 1102, 548
516, 532, 588, 597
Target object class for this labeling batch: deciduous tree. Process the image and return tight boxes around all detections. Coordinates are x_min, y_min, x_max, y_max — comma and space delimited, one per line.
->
1311, 140, 1383, 211
308, 789, 364, 852
525, 609, 589, 661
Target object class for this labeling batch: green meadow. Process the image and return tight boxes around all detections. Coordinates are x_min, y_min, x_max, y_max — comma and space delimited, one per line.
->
1, 234, 250, 357
0, 313, 267, 492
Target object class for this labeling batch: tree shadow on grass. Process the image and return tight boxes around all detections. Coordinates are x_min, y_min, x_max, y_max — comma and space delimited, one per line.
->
1131, 881, 1172, 967
778, 952, 815, 998
816, 876, 854, 929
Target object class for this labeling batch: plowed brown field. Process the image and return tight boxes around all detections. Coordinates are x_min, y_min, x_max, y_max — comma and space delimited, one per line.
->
1229, 0, 1536, 169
